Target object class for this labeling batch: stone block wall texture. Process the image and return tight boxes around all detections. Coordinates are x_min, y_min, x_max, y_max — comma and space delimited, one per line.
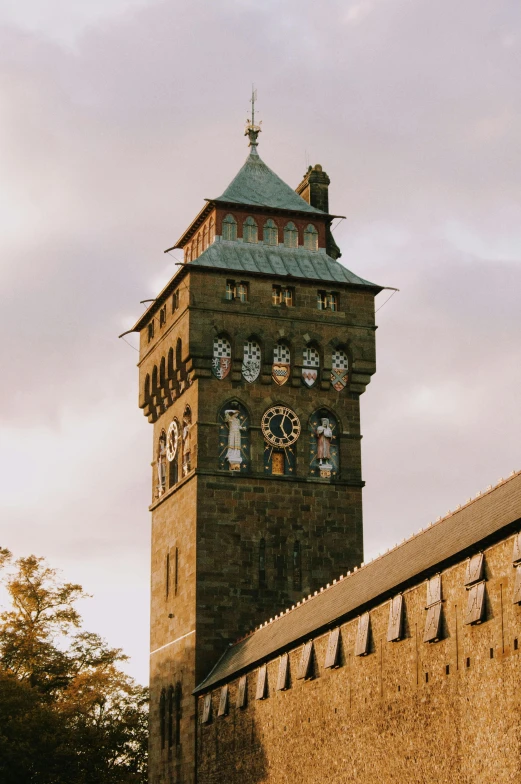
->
197, 532, 521, 784
142, 266, 377, 783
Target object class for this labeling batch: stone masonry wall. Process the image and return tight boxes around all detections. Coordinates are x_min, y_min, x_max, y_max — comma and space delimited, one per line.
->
197, 531, 521, 784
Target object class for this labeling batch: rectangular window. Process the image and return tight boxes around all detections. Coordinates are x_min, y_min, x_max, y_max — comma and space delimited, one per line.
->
236, 282, 248, 302
225, 281, 235, 301
172, 290, 180, 313
317, 291, 339, 311
159, 306, 166, 327
317, 290, 327, 310
282, 288, 294, 307
272, 285, 282, 306
147, 321, 154, 343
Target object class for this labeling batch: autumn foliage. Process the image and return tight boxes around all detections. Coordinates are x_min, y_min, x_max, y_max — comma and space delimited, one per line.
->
0, 548, 148, 783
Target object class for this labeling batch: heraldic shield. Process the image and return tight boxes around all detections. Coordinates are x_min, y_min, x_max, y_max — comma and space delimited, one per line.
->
302, 368, 318, 387
212, 336, 232, 380
331, 349, 348, 391
272, 363, 290, 386
212, 357, 231, 380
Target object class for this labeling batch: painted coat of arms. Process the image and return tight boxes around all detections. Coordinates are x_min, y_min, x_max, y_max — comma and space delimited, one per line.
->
302, 346, 320, 387
331, 349, 349, 391
242, 340, 261, 383
272, 363, 290, 386
273, 343, 291, 386
212, 336, 232, 380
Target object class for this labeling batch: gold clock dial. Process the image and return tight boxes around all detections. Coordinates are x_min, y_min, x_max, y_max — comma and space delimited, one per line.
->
261, 406, 301, 448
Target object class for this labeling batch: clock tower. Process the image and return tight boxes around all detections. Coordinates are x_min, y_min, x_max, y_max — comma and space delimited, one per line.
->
128, 116, 383, 783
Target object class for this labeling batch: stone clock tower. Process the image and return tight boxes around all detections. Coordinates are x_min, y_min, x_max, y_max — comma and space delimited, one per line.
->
128, 117, 382, 783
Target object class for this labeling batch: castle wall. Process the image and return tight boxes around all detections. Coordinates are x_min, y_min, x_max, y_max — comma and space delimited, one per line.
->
196, 531, 521, 784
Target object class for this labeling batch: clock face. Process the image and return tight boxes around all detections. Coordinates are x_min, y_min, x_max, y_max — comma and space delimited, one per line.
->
261, 406, 301, 448
166, 419, 179, 462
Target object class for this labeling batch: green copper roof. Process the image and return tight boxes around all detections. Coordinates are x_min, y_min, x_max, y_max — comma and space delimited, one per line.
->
188, 240, 380, 288
215, 147, 325, 215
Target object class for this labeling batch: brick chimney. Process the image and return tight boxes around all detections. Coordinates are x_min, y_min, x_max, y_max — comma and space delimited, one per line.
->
296, 164, 341, 260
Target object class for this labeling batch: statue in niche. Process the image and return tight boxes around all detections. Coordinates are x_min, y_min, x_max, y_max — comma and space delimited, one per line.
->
157, 431, 167, 497
182, 409, 192, 476
309, 410, 339, 480
218, 402, 250, 473
224, 410, 246, 471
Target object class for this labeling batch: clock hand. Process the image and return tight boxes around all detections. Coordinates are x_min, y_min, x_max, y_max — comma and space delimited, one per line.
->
280, 411, 287, 433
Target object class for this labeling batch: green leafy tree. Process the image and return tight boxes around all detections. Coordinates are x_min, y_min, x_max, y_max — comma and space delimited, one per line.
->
0, 549, 148, 783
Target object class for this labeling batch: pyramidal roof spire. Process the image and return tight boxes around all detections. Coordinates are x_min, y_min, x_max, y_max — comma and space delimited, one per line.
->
245, 85, 262, 152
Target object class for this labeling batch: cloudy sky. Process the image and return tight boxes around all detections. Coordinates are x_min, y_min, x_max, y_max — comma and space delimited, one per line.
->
1, 0, 520, 684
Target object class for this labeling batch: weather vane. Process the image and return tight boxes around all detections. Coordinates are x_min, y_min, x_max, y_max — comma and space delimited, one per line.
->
245, 85, 262, 148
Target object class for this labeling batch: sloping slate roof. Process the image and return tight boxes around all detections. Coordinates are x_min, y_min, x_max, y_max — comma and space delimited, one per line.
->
215, 147, 324, 214
195, 471, 521, 693
188, 241, 380, 288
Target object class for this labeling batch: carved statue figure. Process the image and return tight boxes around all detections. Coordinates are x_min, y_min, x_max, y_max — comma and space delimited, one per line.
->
182, 412, 192, 476
316, 418, 332, 465
224, 410, 245, 470
157, 433, 167, 496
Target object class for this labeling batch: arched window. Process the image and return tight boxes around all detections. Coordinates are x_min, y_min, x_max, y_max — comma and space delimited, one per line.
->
167, 348, 174, 380
157, 430, 167, 498
175, 338, 182, 369
218, 401, 250, 473
243, 216, 258, 243
293, 541, 302, 591
303, 224, 318, 251
202, 224, 208, 251
263, 219, 278, 246
242, 340, 261, 383
175, 682, 182, 746
331, 349, 349, 391
283, 222, 298, 248
196, 233, 201, 257
152, 366, 158, 399
167, 685, 174, 748
272, 341, 291, 386
259, 538, 266, 588
309, 408, 339, 479
209, 217, 215, 245
159, 688, 166, 750
302, 344, 320, 387
222, 214, 237, 241
144, 374, 151, 404
160, 356, 166, 389
182, 407, 192, 477
185, 244, 191, 263
212, 336, 232, 380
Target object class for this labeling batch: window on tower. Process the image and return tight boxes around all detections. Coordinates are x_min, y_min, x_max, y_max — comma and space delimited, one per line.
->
304, 224, 318, 251
209, 217, 215, 245
147, 321, 154, 343
293, 541, 302, 591
159, 305, 166, 327
242, 216, 258, 243
222, 214, 237, 241
317, 290, 340, 311
283, 222, 298, 248
263, 218, 278, 245
272, 285, 294, 307
224, 280, 249, 302
202, 224, 208, 251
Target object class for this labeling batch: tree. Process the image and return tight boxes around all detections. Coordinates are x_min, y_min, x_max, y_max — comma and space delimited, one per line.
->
0, 549, 148, 783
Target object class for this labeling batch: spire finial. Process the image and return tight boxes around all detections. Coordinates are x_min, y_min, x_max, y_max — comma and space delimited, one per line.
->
245, 85, 262, 149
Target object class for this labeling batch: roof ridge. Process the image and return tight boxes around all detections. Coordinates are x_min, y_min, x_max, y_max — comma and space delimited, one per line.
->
230, 468, 521, 646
